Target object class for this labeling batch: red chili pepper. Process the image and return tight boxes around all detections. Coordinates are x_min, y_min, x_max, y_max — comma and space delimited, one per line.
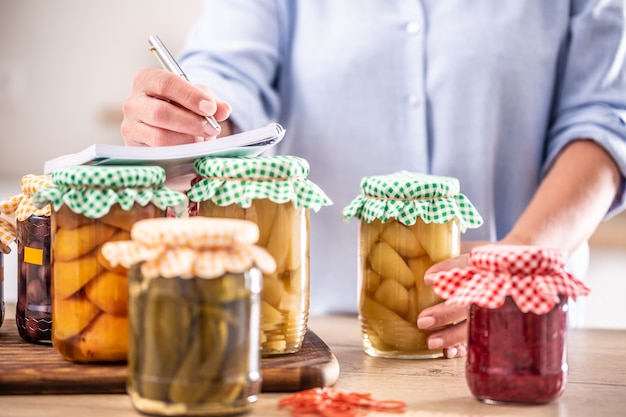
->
279, 387, 407, 416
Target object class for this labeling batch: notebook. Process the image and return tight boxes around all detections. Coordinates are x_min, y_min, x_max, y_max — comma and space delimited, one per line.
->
43, 123, 286, 181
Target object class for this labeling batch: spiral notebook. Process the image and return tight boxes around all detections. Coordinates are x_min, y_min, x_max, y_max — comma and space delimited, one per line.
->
43, 123, 285, 180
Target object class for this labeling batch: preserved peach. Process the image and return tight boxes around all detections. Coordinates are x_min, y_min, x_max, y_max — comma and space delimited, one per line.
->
53, 295, 100, 341
85, 271, 129, 316
54, 223, 116, 261
76, 314, 129, 362
53, 255, 102, 299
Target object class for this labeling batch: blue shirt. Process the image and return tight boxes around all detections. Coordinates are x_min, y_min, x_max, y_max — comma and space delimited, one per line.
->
180, 0, 626, 314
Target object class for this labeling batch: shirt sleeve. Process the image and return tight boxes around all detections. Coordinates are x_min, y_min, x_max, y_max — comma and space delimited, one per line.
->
544, 0, 626, 218
177, 0, 289, 132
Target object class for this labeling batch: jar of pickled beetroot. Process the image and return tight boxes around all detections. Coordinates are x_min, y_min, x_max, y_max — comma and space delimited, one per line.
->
432, 245, 591, 404
32, 165, 187, 362
188, 155, 332, 356
342, 171, 483, 359
1, 175, 54, 343
102, 217, 276, 416
0, 216, 17, 328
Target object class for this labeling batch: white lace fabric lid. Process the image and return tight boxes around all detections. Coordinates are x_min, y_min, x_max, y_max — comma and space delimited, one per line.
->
102, 217, 276, 279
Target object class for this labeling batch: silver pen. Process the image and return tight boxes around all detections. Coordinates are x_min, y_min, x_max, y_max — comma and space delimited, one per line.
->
148, 34, 221, 133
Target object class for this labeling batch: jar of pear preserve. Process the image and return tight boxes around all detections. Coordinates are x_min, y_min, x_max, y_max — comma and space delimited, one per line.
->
1, 175, 53, 343
432, 245, 591, 404
33, 165, 187, 362
342, 171, 483, 359
0, 216, 17, 328
102, 217, 276, 416
188, 155, 332, 356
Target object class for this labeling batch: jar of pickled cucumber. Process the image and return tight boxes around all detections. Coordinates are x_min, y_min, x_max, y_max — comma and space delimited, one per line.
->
188, 155, 332, 356
0, 215, 17, 328
432, 245, 591, 404
1, 175, 54, 343
102, 217, 276, 416
342, 171, 483, 359
32, 165, 187, 362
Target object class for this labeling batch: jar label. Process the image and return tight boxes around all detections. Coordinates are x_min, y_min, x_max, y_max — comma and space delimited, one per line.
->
24, 246, 44, 265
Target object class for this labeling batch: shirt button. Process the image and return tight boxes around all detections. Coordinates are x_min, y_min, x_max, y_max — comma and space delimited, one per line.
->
405, 21, 421, 35
406, 94, 421, 107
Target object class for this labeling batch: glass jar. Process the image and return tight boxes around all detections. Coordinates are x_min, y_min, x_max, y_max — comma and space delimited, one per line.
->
467, 296, 568, 404
102, 217, 275, 416
343, 171, 483, 359
32, 166, 188, 362
0, 174, 56, 343
16, 215, 52, 343
430, 244, 591, 405
188, 155, 332, 356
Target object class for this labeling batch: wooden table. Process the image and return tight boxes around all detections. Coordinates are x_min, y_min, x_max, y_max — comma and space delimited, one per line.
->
2, 313, 625, 417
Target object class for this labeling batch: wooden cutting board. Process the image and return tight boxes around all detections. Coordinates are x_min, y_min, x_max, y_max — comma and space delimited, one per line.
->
0, 318, 339, 395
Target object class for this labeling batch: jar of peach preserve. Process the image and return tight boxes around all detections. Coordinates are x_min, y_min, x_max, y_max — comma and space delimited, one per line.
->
102, 217, 276, 416
32, 165, 187, 362
0, 175, 53, 343
188, 155, 332, 356
0, 215, 17, 328
432, 245, 591, 404
342, 171, 483, 359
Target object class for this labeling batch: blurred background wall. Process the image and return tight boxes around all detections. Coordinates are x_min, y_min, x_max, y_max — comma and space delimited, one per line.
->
0, 0, 202, 177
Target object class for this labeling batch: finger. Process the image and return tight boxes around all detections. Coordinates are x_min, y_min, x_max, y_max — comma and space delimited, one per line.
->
139, 68, 220, 119
121, 116, 199, 147
417, 302, 468, 330
142, 95, 220, 138
213, 100, 232, 122
196, 85, 232, 122
443, 343, 467, 359
426, 320, 469, 352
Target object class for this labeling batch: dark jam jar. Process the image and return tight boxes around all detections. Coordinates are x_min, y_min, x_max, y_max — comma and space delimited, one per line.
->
16, 215, 52, 343
466, 295, 568, 404
1, 174, 49, 333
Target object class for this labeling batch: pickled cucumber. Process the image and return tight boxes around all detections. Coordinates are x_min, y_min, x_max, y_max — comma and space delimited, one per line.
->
130, 274, 252, 406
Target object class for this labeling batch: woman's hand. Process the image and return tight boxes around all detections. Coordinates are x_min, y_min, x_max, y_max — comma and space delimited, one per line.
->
121, 68, 232, 147
417, 241, 490, 358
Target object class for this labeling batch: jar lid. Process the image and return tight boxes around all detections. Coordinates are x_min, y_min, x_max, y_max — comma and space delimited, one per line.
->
0, 175, 52, 221
32, 165, 188, 219
342, 171, 483, 232
188, 155, 333, 210
0, 215, 16, 254
101, 217, 276, 279
432, 245, 591, 314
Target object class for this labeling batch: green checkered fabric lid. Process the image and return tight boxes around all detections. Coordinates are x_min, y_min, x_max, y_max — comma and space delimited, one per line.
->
342, 170, 483, 232
188, 155, 333, 211
32, 165, 188, 219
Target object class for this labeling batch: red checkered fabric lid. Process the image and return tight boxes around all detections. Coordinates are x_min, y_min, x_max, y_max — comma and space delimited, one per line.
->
433, 244, 590, 314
